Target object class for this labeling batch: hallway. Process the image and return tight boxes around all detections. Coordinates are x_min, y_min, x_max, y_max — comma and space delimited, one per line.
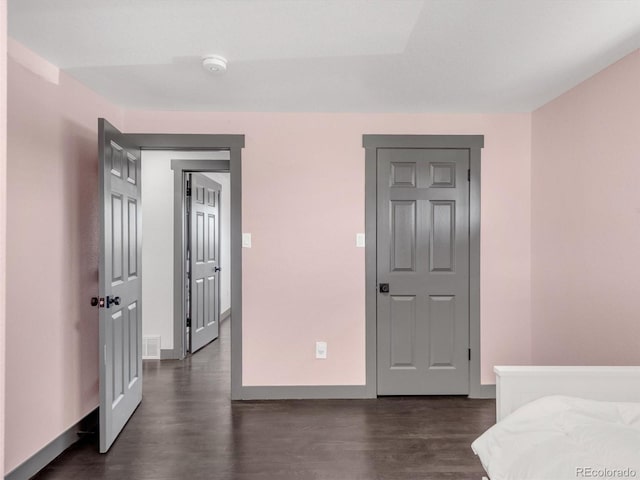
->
34, 319, 494, 480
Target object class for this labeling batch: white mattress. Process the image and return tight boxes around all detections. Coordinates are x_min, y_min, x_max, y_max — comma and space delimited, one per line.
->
472, 396, 640, 480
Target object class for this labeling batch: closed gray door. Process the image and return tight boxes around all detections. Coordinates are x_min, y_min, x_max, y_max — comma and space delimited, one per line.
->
377, 148, 469, 395
98, 119, 142, 452
189, 174, 221, 353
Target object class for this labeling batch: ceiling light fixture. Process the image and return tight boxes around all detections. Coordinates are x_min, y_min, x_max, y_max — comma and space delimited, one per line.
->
202, 55, 228, 74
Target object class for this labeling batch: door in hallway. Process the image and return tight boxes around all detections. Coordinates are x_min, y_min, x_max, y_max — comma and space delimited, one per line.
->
376, 148, 470, 395
189, 173, 221, 353
98, 119, 143, 452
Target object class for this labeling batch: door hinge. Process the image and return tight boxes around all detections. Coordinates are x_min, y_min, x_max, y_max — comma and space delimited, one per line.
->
467, 169, 471, 182
468, 348, 471, 361
186, 187, 192, 196
186, 317, 191, 328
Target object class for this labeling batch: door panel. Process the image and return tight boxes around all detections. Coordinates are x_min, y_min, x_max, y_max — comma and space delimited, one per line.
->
111, 194, 123, 282
390, 201, 416, 272
128, 302, 139, 380
377, 148, 469, 395
196, 212, 205, 262
128, 200, 138, 277
389, 295, 417, 368
430, 201, 455, 271
428, 295, 456, 368
207, 214, 216, 260
189, 173, 221, 352
195, 279, 205, 330
99, 119, 142, 452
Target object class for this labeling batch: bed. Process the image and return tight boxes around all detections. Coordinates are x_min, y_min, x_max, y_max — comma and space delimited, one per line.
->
472, 366, 640, 480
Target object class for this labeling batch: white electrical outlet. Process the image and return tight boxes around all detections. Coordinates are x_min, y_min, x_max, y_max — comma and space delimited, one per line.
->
315, 341, 327, 359
356, 233, 365, 247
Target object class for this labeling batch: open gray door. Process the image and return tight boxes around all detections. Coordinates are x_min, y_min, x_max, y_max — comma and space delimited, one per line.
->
377, 148, 469, 395
189, 173, 221, 353
98, 119, 142, 452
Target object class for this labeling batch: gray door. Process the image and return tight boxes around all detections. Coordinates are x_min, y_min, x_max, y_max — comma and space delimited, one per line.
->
377, 148, 469, 395
189, 174, 221, 353
98, 119, 143, 452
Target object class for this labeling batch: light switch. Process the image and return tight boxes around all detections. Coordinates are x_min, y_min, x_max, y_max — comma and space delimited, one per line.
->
315, 341, 327, 359
356, 233, 365, 248
242, 233, 252, 248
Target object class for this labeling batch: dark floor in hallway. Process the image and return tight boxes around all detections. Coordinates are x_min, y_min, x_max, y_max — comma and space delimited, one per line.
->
34, 319, 495, 480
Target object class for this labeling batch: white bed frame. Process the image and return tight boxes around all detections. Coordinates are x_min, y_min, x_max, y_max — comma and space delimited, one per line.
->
494, 365, 640, 422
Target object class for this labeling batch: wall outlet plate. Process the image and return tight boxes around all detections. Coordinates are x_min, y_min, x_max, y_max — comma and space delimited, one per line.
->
315, 341, 327, 359
356, 233, 365, 247
242, 233, 252, 248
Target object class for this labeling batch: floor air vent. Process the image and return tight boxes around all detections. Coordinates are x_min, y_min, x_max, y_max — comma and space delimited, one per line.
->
142, 336, 161, 359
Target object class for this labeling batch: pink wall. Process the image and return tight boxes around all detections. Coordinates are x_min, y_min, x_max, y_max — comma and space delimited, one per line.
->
0, 0, 7, 475
6, 40, 532, 473
531, 50, 640, 365
5, 27, 640, 480
124, 111, 533, 386
5, 49, 123, 472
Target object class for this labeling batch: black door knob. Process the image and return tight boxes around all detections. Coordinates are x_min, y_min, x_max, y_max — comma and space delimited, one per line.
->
379, 283, 390, 293
214, 266, 221, 272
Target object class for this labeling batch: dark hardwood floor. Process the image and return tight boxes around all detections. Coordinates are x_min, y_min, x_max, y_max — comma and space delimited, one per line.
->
34, 320, 495, 480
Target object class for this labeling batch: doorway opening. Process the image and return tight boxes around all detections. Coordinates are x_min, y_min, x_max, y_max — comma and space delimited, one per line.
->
139, 152, 231, 360
97, 119, 244, 452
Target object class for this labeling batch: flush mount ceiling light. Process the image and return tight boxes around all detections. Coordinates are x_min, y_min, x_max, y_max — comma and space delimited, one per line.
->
202, 55, 228, 74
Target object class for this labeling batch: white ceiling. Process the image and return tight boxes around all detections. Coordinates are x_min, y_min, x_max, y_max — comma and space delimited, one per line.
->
8, 0, 640, 112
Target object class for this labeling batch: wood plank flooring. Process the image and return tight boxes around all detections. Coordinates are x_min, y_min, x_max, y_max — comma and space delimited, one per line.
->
34, 320, 495, 479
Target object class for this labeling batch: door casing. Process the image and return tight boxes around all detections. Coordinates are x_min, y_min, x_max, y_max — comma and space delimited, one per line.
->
122, 132, 244, 401
363, 135, 492, 399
